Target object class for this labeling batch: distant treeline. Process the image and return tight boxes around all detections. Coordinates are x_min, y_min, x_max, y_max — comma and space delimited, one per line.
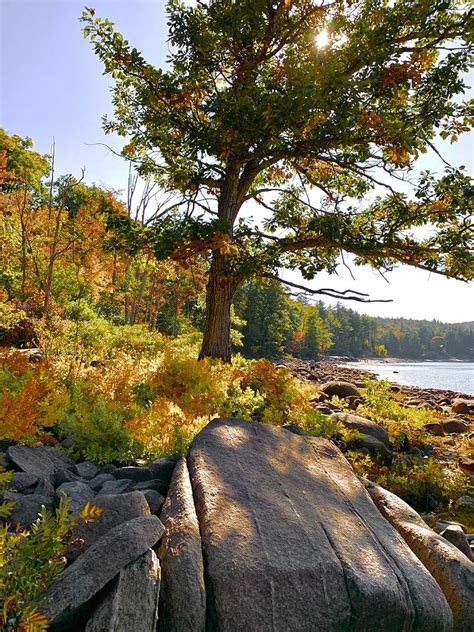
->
234, 280, 474, 361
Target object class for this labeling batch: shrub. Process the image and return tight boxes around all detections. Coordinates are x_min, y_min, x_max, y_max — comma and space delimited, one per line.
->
376, 458, 469, 512
347, 451, 470, 513
0, 476, 103, 631
58, 382, 143, 464
356, 378, 437, 443
0, 350, 67, 444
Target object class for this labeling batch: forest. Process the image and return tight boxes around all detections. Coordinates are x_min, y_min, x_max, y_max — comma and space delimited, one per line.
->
1, 128, 473, 362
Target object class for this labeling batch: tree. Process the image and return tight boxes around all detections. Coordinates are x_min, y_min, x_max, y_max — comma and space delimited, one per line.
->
82, 0, 474, 361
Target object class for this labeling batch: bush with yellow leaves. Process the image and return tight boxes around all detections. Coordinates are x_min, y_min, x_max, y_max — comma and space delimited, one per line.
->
0, 473, 103, 632
0, 350, 68, 444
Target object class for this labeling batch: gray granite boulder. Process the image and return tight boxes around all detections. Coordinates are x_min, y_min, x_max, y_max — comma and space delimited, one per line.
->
440, 525, 473, 561
11, 471, 39, 493
97, 479, 134, 496
143, 489, 165, 515
72, 491, 150, 551
113, 466, 154, 482
1, 492, 55, 528
56, 481, 95, 513
158, 457, 206, 632
366, 480, 474, 631
6, 445, 56, 483
75, 462, 101, 480
188, 418, 451, 631
85, 549, 160, 632
39, 515, 164, 627
330, 411, 391, 454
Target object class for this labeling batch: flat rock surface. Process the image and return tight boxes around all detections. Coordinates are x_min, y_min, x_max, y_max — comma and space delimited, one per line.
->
158, 457, 206, 632
188, 418, 452, 632
366, 480, 474, 632
39, 515, 164, 626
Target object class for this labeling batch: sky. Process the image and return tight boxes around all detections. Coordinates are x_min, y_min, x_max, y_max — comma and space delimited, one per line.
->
1, 0, 473, 323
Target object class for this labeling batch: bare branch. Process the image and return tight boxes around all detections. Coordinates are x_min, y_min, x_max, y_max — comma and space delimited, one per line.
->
262, 273, 393, 303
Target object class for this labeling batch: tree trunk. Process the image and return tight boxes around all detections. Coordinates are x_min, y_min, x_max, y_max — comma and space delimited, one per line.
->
199, 252, 241, 362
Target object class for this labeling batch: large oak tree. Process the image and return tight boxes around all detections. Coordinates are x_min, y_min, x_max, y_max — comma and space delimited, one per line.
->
82, 0, 473, 361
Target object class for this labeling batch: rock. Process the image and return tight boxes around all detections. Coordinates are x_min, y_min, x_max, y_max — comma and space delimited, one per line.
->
133, 478, 168, 496
60, 437, 75, 450
365, 480, 474, 631
72, 492, 150, 551
1, 492, 55, 528
113, 466, 154, 482
424, 422, 445, 436
97, 479, 134, 496
75, 462, 101, 480
100, 464, 117, 474
451, 398, 474, 414
313, 404, 334, 415
39, 446, 75, 470
6, 445, 56, 483
459, 458, 474, 476
282, 423, 306, 436
158, 457, 206, 632
143, 489, 165, 515
56, 481, 95, 513
88, 473, 115, 492
440, 525, 473, 561
188, 418, 451, 631
55, 468, 81, 487
442, 419, 470, 434
85, 549, 160, 632
33, 478, 55, 496
330, 412, 391, 455
11, 472, 39, 492
39, 515, 165, 627
455, 495, 474, 511
320, 380, 361, 398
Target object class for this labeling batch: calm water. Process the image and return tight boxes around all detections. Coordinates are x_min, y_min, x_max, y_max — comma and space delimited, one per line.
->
348, 362, 474, 395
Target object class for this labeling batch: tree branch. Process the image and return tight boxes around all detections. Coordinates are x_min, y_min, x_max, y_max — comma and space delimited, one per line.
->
262, 273, 393, 303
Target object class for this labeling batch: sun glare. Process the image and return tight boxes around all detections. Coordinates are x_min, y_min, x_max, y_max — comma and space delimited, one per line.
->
315, 28, 330, 49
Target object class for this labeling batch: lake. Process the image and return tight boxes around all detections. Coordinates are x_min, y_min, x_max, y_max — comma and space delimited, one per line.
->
347, 361, 474, 396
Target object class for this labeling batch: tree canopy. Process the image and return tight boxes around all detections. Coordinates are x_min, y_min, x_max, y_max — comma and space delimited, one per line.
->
81, 0, 474, 360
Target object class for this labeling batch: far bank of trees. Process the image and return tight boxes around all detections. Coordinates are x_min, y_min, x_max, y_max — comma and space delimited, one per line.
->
234, 280, 474, 361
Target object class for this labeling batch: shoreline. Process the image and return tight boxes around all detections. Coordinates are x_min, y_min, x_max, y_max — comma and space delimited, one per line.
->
279, 357, 474, 401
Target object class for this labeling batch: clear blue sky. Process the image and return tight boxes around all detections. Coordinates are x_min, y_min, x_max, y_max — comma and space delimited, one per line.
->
1, 0, 473, 322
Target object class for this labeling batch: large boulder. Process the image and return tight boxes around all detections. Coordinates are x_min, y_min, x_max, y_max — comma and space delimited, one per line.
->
451, 398, 474, 415
365, 480, 474, 631
442, 419, 470, 434
158, 457, 206, 632
320, 380, 361, 399
188, 418, 452, 631
39, 515, 164, 627
85, 549, 161, 632
6, 445, 57, 483
0, 492, 55, 528
440, 525, 473, 562
330, 412, 391, 455
72, 491, 150, 552
56, 481, 95, 514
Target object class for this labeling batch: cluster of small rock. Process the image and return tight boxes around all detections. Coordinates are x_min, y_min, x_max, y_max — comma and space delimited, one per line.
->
0, 442, 179, 630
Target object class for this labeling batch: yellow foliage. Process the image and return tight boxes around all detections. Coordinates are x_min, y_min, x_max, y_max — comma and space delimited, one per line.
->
80, 502, 104, 523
